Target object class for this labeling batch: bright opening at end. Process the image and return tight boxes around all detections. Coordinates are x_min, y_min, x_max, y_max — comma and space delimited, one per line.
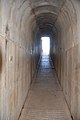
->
41, 37, 50, 55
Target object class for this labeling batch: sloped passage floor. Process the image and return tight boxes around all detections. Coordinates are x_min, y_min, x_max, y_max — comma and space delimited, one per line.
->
20, 56, 72, 120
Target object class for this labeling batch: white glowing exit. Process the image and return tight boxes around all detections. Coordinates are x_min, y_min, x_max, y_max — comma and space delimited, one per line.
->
41, 37, 50, 55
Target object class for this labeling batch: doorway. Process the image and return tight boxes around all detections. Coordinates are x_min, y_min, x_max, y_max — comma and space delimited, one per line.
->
41, 37, 50, 56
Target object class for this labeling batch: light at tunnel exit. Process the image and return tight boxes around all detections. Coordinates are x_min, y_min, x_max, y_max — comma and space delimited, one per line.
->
41, 37, 50, 55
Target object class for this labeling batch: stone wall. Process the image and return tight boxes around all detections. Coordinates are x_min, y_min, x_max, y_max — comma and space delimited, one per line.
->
51, 0, 80, 119
0, 0, 80, 120
0, 0, 40, 120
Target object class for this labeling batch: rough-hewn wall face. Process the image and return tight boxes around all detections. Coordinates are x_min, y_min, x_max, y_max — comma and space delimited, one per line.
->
51, 0, 80, 119
0, 0, 80, 120
0, 0, 40, 120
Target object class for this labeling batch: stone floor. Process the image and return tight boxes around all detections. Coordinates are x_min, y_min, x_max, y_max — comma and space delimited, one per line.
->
19, 55, 72, 120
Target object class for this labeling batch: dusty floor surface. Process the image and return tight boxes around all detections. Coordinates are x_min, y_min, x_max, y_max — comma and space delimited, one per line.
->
19, 56, 72, 120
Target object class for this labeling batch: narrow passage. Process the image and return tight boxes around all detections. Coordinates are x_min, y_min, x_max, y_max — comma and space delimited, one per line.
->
20, 56, 72, 120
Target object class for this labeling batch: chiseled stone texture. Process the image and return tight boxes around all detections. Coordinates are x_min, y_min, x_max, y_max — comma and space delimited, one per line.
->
0, 0, 40, 120
51, 1, 80, 120
0, 0, 80, 120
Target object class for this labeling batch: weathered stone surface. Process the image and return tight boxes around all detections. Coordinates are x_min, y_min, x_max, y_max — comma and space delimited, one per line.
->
0, 0, 80, 120
51, 1, 80, 120
0, 0, 40, 120
20, 56, 72, 120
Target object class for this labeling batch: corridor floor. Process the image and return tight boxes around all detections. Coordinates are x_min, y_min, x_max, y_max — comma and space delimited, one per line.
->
20, 56, 72, 120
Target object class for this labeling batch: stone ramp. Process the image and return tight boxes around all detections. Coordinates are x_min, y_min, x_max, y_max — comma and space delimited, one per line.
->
19, 56, 72, 120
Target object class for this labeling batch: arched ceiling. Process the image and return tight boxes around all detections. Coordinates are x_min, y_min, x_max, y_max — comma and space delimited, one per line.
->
29, 0, 66, 33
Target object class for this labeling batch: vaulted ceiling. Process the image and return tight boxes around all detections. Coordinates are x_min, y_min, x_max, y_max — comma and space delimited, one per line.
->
29, 0, 65, 33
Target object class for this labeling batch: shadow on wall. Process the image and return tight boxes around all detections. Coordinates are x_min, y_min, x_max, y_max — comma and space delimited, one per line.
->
0, 49, 2, 78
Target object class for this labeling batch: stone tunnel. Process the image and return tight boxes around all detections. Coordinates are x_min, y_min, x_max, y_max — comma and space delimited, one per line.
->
0, 0, 80, 120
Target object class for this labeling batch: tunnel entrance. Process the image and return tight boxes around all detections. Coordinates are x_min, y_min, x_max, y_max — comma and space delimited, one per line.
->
41, 37, 50, 56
